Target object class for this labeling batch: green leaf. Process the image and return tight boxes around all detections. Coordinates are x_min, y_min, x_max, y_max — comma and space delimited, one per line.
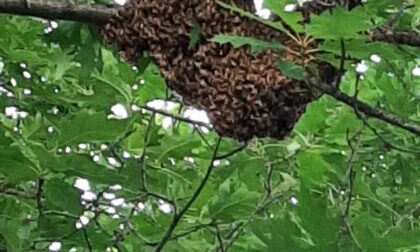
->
297, 152, 332, 186
135, 62, 167, 104
0, 146, 38, 183
306, 7, 373, 39
277, 60, 305, 80
209, 183, 259, 221
56, 110, 130, 146
263, 0, 304, 33
44, 179, 83, 214
210, 35, 283, 53
216, 0, 288, 33
148, 135, 201, 162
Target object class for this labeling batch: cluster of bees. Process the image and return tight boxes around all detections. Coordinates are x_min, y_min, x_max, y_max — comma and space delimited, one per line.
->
101, 0, 338, 141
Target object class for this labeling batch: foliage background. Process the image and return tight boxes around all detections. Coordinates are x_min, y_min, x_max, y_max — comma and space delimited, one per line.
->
0, 0, 419, 251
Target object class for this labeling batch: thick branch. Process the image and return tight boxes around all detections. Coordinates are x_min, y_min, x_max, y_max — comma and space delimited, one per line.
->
0, 0, 118, 24
311, 80, 420, 136
372, 28, 420, 47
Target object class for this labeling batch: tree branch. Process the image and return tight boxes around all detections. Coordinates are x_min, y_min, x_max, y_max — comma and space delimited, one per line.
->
372, 28, 420, 47
310, 79, 420, 136
140, 105, 212, 130
153, 137, 222, 252
0, 0, 118, 24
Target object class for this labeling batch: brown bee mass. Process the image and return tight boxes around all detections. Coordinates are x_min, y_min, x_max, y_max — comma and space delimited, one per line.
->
101, 0, 318, 141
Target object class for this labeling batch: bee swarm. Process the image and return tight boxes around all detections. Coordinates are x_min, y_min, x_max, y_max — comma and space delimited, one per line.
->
102, 0, 319, 141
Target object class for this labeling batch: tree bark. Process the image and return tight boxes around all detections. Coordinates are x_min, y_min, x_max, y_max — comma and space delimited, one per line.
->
0, 0, 118, 24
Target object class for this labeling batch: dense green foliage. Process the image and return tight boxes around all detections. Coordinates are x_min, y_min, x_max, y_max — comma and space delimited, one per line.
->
0, 0, 419, 251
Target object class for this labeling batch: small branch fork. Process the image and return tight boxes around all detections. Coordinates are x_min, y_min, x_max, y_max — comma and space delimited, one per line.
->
153, 137, 222, 252
340, 127, 363, 250
309, 79, 420, 136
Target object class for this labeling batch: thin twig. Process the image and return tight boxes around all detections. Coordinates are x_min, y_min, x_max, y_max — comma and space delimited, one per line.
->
218, 151, 281, 252
350, 74, 420, 154
334, 39, 346, 89
218, 194, 284, 252
344, 129, 359, 217
339, 75, 365, 250
140, 105, 212, 129
36, 178, 45, 215
381, 203, 420, 237
44, 210, 79, 219
194, 125, 213, 150
0, 189, 35, 200
215, 143, 247, 160
386, 4, 415, 28
83, 228, 93, 252
141, 191, 177, 208
214, 225, 225, 252
357, 114, 420, 154
343, 220, 363, 250
153, 137, 222, 252
139, 112, 156, 191
146, 223, 215, 246
264, 161, 274, 196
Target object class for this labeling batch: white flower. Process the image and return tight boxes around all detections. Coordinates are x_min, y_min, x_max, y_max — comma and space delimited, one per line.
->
109, 103, 129, 120
48, 241, 62, 251
92, 155, 101, 162
75, 221, 83, 229
64, 146, 72, 153
78, 143, 88, 150
17, 111, 29, 119
103, 192, 116, 200
290, 196, 298, 205
107, 157, 121, 168
284, 4, 297, 12
109, 184, 122, 191
110, 198, 125, 207
10, 78, 17, 87
22, 70, 31, 79
370, 54, 381, 63
122, 151, 131, 159
356, 61, 368, 74
23, 88, 32, 95
79, 215, 90, 226
105, 206, 116, 215
158, 200, 173, 214
137, 202, 146, 211
74, 178, 90, 191
4, 106, 19, 119
412, 66, 420, 77
50, 21, 58, 29
81, 191, 97, 201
